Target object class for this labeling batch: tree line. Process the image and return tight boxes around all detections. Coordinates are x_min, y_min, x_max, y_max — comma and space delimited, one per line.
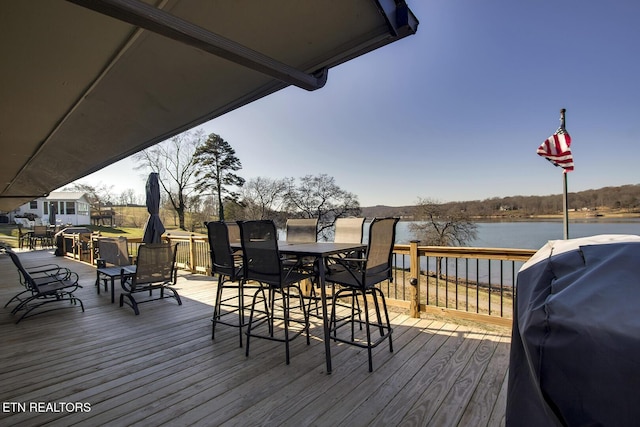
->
68, 131, 360, 236
65, 128, 639, 247
363, 184, 640, 219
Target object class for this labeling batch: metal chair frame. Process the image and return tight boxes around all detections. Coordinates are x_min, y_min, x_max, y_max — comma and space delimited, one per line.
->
239, 220, 312, 365
2, 246, 84, 323
119, 243, 182, 315
207, 221, 262, 347
326, 217, 398, 372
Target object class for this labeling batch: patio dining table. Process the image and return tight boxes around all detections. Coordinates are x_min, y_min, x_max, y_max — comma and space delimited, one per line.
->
233, 241, 366, 374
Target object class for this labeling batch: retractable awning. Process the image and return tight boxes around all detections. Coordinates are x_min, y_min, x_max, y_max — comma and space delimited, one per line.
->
0, 0, 418, 211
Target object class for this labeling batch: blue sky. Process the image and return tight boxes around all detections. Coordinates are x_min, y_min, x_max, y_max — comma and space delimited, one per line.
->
77, 0, 640, 207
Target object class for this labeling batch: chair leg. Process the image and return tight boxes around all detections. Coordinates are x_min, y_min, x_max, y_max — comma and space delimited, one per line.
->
245, 286, 267, 357
120, 293, 140, 315
329, 286, 393, 372
282, 288, 290, 365
371, 289, 385, 336
4, 290, 30, 308
361, 290, 374, 372
376, 288, 394, 353
212, 275, 225, 341
350, 290, 358, 341
298, 285, 310, 345
238, 280, 245, 348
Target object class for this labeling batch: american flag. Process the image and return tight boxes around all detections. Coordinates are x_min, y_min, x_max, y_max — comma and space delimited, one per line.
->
537, 127, 573, 172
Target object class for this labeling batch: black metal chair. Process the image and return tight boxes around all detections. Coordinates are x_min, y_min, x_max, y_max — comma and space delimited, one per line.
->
326, 217, 398, 372
31, 225, 53, 249
2, 246, 84, 323
95, 236, 136, 303
285, 218, 320, 312
119, 243, 182, 315
327, 217, 367, 323
238, 220, 313, 365
16, 224, 32, 249
206, 221, 261, 347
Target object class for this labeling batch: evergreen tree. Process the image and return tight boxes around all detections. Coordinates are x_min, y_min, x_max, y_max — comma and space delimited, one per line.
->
193, 133, 245, 221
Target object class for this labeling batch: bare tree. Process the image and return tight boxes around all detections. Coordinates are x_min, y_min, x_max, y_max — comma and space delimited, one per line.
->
133, 130, 203, 230
192, 133, 245, 221
285, 174, 360, 239
118, 189, 139, 206
65, 182, 114, 225
409, 198, 478, 246
240, 176, 292, 220
410, 198, 478, 278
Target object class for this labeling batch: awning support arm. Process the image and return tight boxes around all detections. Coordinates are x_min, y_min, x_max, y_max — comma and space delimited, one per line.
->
66, 0, 328, 91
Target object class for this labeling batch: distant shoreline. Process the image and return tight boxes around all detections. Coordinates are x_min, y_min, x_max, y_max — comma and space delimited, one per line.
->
470, 208, 640, 222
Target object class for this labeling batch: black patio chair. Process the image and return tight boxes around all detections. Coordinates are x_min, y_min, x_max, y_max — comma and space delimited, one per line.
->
207, 221, 262, 347
95, 236, 136, 302
2, 246, 84, 323
285, 218, 319, 311
239, 220, 312, 365
16, 224, 32, 249
119, 243, 182, 315
326, 217, 398, 372
4, 257, 69, 309
31, 225, 53, 249
327, 217, 367, 323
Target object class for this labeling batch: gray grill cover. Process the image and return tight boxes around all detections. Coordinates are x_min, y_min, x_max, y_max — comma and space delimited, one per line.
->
507, 234, 640, 427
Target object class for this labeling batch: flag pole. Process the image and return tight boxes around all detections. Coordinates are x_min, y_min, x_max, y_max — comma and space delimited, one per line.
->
560, 108, 569, 239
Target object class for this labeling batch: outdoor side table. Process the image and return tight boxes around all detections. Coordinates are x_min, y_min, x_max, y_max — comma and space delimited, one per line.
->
96, 263, 136, 304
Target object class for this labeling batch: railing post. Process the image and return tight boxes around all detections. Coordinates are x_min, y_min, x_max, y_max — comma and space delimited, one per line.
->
409, 240, 420, 318
189, 234, 196, 273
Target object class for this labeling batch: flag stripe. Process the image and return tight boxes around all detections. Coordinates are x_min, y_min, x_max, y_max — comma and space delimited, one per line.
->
537, 128, 574, 171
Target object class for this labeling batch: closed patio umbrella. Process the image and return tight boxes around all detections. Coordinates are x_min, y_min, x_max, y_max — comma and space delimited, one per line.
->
49, 202, 56, 227
142, 172, 166, 244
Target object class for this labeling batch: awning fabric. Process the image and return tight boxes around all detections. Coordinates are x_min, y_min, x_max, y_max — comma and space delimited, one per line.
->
0, 0, 418, 211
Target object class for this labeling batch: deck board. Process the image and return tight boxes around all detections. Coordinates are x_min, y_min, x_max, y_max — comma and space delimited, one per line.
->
0, 249, 512, 426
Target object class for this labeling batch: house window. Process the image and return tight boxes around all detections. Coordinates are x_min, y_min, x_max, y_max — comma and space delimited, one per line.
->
29, 201, 38, 209
44, 203, 49, 215
78, 202, 89, 216
66, 201, 76, 215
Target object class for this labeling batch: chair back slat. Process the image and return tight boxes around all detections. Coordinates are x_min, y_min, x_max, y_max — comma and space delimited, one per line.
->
226, 222, 241, 244
5, 249, 36, 290
365, 218, 399, 277
134, 243, 176, 286
285, 218, 318, 243
238, 220, 282, 285
32, 225, 48, 237
206, 221, 240, 279
334, 217, 365, 243
99, 237, 131, 266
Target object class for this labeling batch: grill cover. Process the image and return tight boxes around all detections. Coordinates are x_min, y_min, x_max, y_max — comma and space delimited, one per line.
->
507, 234, 640, 426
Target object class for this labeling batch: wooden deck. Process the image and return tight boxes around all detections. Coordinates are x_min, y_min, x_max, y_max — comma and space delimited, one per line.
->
0, 249, 511, 426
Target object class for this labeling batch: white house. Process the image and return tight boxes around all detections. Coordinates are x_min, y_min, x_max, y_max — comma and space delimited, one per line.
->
12, 192, 91, 226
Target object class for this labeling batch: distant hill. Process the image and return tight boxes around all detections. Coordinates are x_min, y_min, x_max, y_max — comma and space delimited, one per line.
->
361, 184, 640, 219
361, 205, 415, 218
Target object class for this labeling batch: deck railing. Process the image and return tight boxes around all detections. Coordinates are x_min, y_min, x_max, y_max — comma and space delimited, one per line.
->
73, 233, 535, 327
160, 234, 535, 327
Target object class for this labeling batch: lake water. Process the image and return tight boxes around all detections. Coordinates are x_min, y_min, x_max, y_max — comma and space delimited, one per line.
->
393, 219, 640, 250
390, 219, 640, 286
